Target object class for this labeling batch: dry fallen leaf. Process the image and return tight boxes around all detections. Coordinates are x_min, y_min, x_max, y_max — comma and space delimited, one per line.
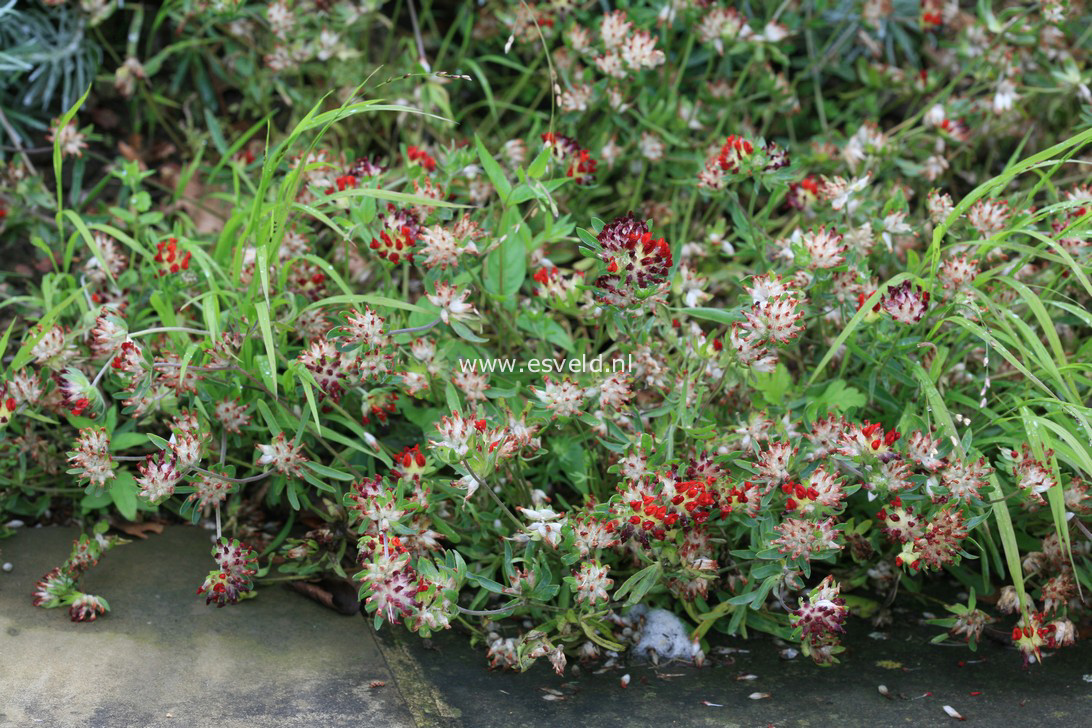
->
118, 140, 144, 166
287, 578, 360, 615
159, 163, 231, 235
111, 520, 165, 539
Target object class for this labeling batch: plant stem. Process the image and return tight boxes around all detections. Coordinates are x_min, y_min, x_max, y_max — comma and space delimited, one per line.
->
462, 459, 522, 529
191, 466, 274, 484
90, 358, 114, 388
130, 326, 210, 337
389, 317, 441, 336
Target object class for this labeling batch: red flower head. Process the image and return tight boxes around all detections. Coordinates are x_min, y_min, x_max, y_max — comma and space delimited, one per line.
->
349, 157, 386, 178
326, 174, 358, 195
882, 281, 930, 324
153, 237, 191, 277
717, 134, 754, 173
787, 176, 820, 210
0, 382, 16, 428
541, 133, 597, 185
198, 537, 258, 607
369, 205, 421, 265
391, 445, 428, 481
407, 145, 437, 172
593, 213, 672, 306
792, 575, 847, 665
69, 593, 109, 622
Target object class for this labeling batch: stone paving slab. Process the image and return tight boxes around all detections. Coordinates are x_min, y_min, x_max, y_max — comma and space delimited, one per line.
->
2, 526, 1090, 727
0, 526, 413, 728
390, 620, 1091, 728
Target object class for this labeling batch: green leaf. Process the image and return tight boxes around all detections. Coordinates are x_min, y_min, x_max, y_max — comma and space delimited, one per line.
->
576, 227, 600, 249
808, 272, 914, 386
752, 363, 792, 406
988, 474, 1029, 615
475, 134, 513, 203
527, 145, 551, 179
301, 470, 338, 494
0, 319, 16, 366
467, 572, 507, 594
613, 562, 662, 607
451, 320, 488, 343
551, 438, 589, 495
445, 381, 461, 413
52, 85, 92, 210
304, 461, 355, 481
516, 312, 573, 352
110, 432, 149, 451
579, 619, 626, 651
61, 210, 117, 288
680, 307, 740, 326
482, 223, 526, 297
146, 433, 171, 451
301, 293, 430, 316
110, 471, 139, 521
806, 379, 867, 420
255, 300, 277, 397
255, 399, 281, 435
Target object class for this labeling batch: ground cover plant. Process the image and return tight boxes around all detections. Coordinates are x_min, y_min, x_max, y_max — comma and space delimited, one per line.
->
1, 0, 1090, 673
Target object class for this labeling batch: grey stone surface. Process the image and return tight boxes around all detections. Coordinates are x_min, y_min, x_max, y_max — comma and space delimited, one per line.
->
391, 615, 1092, 728
0, 526, 413, 728
2, 526, 1090, 728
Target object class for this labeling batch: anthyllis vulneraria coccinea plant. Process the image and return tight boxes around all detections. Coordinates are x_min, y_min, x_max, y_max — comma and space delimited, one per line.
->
1, 0, 1090, 671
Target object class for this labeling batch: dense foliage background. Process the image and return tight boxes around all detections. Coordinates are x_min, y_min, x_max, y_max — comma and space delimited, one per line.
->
1, 0, 1090, 669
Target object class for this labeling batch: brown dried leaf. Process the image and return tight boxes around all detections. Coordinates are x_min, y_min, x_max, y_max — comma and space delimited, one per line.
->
112, 520, 165, 539
160, 163, 230, 234
287, 578, 360, 615
117, 141, 146, 169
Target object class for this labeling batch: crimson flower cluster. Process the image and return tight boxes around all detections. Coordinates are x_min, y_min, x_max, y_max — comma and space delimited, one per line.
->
406, 145, 436, 172
698, 134, 789, 189
592, 213, 672, 307
369, 204, 421, 264
792, 575, 847, 666
31, 530, 118, 622
198, 538, 258, 607
541, 133, 597, 184
153, 237, 191, 277
618, 476, 729, 543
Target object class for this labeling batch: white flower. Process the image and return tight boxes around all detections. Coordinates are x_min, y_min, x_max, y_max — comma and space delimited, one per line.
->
992, 79, 1018, 115
518, 506, 560, 521
600, 10, 631, 49
526, 519, 564, 548
924, 104, 946, 127
826, 174, 871, 213
759, 22, 790, 43
635, 131, 664, 162
426, 282, 479, 326
454, 474, 479, 503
